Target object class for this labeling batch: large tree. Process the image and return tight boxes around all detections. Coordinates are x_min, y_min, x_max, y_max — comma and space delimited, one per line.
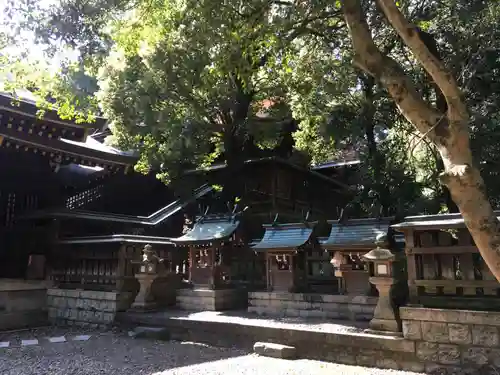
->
3, 0, 500, 279
339, 0, 500, 280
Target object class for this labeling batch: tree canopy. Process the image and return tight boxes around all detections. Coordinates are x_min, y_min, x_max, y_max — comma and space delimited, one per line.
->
2, 0, 500, 225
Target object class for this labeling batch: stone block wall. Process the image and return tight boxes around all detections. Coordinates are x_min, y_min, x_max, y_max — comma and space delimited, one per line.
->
47, 288, 133, 327
0, 280, 48, 330
151, 274, 180, 307
177, 288, 248, 311
401, 306, 500, 373
248, 292, 377, 321
121, 311, 423, 372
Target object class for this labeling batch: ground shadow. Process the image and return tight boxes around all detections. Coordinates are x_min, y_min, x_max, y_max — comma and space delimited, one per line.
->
119, 308, 368, 335
0, 328, 249, 375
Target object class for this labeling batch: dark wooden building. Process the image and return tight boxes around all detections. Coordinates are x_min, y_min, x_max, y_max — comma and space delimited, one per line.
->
183, 157, 352, 223
0, 92, 352, 299
0, 93, 149, 278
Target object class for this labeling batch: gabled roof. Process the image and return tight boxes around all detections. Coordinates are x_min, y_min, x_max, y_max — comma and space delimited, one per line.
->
321, 217, 393, 248
170, 215, 239, 245
391, 211, 500, 231
252, 222, 315, 250
0, 92, 107, 129
184, 156, 351, 191
0, 126, 136, 166
60, 136, 136, 157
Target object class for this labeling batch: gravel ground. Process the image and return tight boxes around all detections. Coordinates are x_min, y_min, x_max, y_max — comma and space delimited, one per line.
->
0, 327, 425, 375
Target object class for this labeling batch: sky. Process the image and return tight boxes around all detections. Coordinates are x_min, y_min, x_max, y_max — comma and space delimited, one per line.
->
0, 0, 78, 72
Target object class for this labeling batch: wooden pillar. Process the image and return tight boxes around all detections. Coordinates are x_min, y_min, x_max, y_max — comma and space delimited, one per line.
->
188, 247, 194, 283
209, 247, 216, 288
405, 230, 419, 305
266, 253, 271, 291
116, 245, 127, 292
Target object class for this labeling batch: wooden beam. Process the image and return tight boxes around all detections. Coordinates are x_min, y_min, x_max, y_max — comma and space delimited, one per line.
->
415, 279, 499, 288
408, 246, 477, 255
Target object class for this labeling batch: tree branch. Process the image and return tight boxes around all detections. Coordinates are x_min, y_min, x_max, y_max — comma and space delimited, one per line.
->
341, 0, 442, 142
376, 0, 468, 122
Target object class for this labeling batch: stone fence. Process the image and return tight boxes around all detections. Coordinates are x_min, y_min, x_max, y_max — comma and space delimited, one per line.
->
248, 292, 377, 321
400, 306, 500, 373
47, 288, 133, 328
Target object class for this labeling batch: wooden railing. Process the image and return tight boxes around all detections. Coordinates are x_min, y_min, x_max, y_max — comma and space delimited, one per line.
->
50, 238, 189, 291
406, 229, 500, 310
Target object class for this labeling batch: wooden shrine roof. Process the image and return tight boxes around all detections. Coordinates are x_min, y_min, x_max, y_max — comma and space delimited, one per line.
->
0, 93, 107, 129
0, 126, 137, 167
321, 217, 393, 249
23, 184, 214, 225
184, 156, 351, 191
58, 234, 173, 245
312, 159, 362, 170
170, 215, 240, 246
392, 211, 500, 231
252, 222, 315, 251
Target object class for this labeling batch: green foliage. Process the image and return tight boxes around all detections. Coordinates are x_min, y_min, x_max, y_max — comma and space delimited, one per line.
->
2, 0, 500, 216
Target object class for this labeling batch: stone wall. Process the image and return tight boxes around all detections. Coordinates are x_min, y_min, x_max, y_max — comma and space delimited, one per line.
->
47, 288, 134, 327
120, 310, 423, 372
401, 306, 500, 373
177, 288, 248, 311
248, 292, 377, 321
0, 279, 49, 330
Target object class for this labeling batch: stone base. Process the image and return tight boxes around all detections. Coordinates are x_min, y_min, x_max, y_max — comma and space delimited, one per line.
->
248, 292, 377, 321
401, 306, 500, 372
254, 342, 297, 359
47, 288, 133, 327
176, 288, 247, 311
364, 328, 403, 337
0, 279, 48, 331
130, 301, 157, 312
369, 318, 401, 333
118, 309, 422, 372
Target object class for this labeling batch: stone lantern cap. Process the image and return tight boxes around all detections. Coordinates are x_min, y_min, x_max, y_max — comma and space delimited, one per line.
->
362, 234, 394, 261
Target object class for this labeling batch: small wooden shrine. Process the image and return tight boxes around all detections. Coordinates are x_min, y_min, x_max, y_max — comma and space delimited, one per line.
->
392, 212, 500, 310
321, 217, 394, 296
171, 214, 245, 289
169, 213, 254, 310
251, 221, 317, 292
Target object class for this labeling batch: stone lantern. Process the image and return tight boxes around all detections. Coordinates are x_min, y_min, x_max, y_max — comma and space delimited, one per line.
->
362, 234, 401, 334
130, 244, 164, 311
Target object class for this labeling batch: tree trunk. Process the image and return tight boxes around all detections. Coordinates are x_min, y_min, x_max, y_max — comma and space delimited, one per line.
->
221, 75, 254, 204
361, 74, 390, 216
435, 156, 459, 213
341, 0, 500, 281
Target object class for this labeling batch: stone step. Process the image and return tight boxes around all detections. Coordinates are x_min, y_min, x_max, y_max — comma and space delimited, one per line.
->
253, 342, 297, 359
129, 326, 170, 340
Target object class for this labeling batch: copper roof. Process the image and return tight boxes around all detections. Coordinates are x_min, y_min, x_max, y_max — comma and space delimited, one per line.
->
252, 222, 315, 250
391, 211, 500, 230
321, 217, 393, 248
170, 215, 239, 245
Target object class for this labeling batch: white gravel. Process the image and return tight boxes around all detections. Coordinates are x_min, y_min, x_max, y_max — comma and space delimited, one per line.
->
0, 327, 425, 375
